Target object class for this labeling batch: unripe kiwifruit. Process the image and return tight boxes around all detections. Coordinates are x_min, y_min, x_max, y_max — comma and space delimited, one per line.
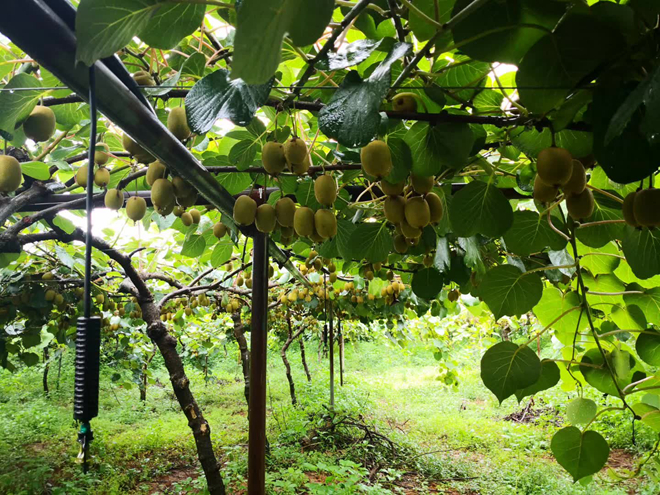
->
123, 134, 154, 164
150, 178, 174, 208
411, 174, 434, 194
315, 209, 337, 239
360, 140, 392, 179
533, 175, 558, 203
104, 189, 124, 210
94, 167, 110, 188
45, 289, 56, 302
294, 206, 315, 237
275, 197, 296, 227
255, 204, 277, 233
536, 147, 573, 187
400, 219, 422, 239
633, 189, 660, 227
233, 195, 257, 225
156, 200, 175, 216
126, 196, 147, 222
178, 190, 198, 208
262, 141, 287, 175
173, 206, 185, 217
384, 195, 405, 224
0, 155, 22, 192
314, 174, 337, 206
425, 192, 444, 223
189, 209, 201, 224
213, 222, 227, 238
146, 161, 167, 186
566, 188, 595, 220
181, 211, 193, 227
94, 143, 110, 166
75, 165, 89, 188
394, 234, 408, 254
563, 159, 587, 195
392, 93, 417, 113
167, 107, 191, 141
23, 106, 56, 142
133, 70, 155, 86
290, 154, 311, 175
172, 176, 194, 198
54, 294, 64, 306
404, 196, 431, 229
284, 137, 308, 167
622, 192, 639, 227
380, 180, 405, 196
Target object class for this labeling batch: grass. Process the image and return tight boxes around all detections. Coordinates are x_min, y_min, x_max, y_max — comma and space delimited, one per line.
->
0, 336, 658, 494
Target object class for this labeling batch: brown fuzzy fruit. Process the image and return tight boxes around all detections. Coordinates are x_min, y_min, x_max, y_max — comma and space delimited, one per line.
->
622, 192, 639, 227
262, 141, 287, 175
233, 195, 257, 226
314, 174, 337, 206
23, 106, 56, 142
425, 192, 444, 223
537, 147, 573, 187
75, 165, 89, 188
360, 140, 392, 179
0, 155, 22, 192
293, 206, 315, 237
275, 197, 296, 227
384, 195, 405, 224
633, 189, 660, 227
392, 94, 417, 113
104, 189, 124, 210
126, 196, 147, 222
394, 234, 408, 254
290, 153, 311, 175
181, 211, 193, 227
213, 222, 228, 238
146, 161, 167, 186
284, 137, 308, 167
404, 196, 431, 229
189, 209, 201, 224
315, 209, 337, 239
380, 180, 405, 196
563, 160, 587, 195
94, 167, 110, 188
411, 174, 434, 194
534, 175, 558, 203
566, 189, 595, 220
150, 178, 175, 208
167, 107, 191, 141
94, 143, 110, 166
255, 204, 277, 233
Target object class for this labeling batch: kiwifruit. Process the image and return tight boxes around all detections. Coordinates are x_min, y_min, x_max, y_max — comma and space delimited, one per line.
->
404, 196, 431, 229
150, 178, 174, 208
255, 204, 277, 233
563, 159, 587, 195
622, 191, 639, 227
566, 188, 595, 220
75, 165, 89, 188
275, 197, 296, 227
213, 222, 227, 238
411, 174, 434, 194
294, 206, 315, 237
172, 176, 193, 198
536, 147, 573, 187
42, 272, 54, 281
181, 211, 193, 227
94, 167, 110, 188
189, 209, 201, 224
284, 137, 308, 167
104, 189, 124, 210
394, 234, 408, 254
281, 226, 294, 237
315, 209, 337, 239
173, 206, 185, 217
233, 195, 257, 225
0, 155, 22, 192
133, 70, 155, 86
146, 161, 167, 186
448, 290, 460, 302
156, 200, 175, 216
425, 192, 444, 223
380, 180, 405, 196
262, 141, 287, 175
126, 196, 147, 222
533, 175, 558, 203
633, 189, 660, 227
384, 195, 405, 224
167, 107, 191, 141
392, 93, 417, 113
178, 190, 198, 208
290, 154, 311, 175
360, 140, 392, 179
94, 143, 110, 166
45, 289, 56, 302
54, 294, 64, 306
23, 106, 56, 142
122, 134, 154, 164
314, 174, 337, 206
400, 219, 422, 239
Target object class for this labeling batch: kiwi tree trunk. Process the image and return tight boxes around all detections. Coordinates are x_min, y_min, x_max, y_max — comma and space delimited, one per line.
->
232, 312, 250, 406
300, 337, 312, 382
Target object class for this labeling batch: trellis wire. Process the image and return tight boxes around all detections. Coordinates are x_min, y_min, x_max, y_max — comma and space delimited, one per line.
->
0, 85, 598, 91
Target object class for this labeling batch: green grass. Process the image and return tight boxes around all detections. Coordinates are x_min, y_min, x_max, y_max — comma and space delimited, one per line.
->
0, 337, 658, 494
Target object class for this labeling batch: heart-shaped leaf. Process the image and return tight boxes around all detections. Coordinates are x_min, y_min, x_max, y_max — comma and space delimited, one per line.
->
411, 268, 444, 301
515, 359, 560, 402
551, 427, 609, 482
566, 398, 598, 426
481, 341, 541, 404
636, 329, 660, 367
449, 180, 513, 239
479, 265, 543, 319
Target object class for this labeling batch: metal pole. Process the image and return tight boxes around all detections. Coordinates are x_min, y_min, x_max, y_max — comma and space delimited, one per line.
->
328, 300, 334, 409
338, 316, 344, 387
248, 232, 268, 495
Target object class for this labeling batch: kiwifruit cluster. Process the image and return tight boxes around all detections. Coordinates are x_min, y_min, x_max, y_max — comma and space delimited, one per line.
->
123, 133, 155, 164
622, 188, 660, 228
0, 155, 23, 193
23, 106, 56, 142
283, 137, 310, 175
533, 147, 594, 220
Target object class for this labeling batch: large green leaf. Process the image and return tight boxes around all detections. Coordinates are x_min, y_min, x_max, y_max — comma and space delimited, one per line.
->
632, 402, 660, 432
181, 234, 206, 258
533, 287, 586, 345
411, 268, 444, 301
502, 210, 566, 256
636, 329, 660, 367
551, 427, 609, 482
566, 398, 597, 426
408, 0, 453, 42
336, 219, 357, 262
20, 162, 51, 181
480, 265, 543, 319
579, 347, 639, 397
449, 181, 513, 238
510, 127, 593, 160
185, 69, 274, 132
349, 222, 393, 263
621, 227, 660, 280
403, 121, 475, 176
0, 74, 43, 140
231, 0, 334, 84
481, 341, 541, 404
515, 359, 560, 402
210, 239, 233, 268
318, 43, 412, 148
137, 4, 206, 49
624, 287, 660, 326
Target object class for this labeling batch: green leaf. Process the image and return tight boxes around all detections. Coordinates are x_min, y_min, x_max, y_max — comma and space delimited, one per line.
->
449, 181, 513, 239
624, 287, 660, 326
185, 69, 274, 132
408, 0, 453, 41
0, 74, 43, 140
318, 43, 412, 148
480, 341, 541, 404
575, 201, 624, 249
228, 140, 258, 170
20, 352, 40, 367
503, 210, 567, 256
316, 40, 383, 71
480, 265, 543, 319
181, 234, 206, 258
510, 127, 593, 160
580, 347, 636, 397
336, 219, 357, 262
551, 427, 609, 482
386, 137, 413, 183
232, 0, 334, 84
411, 268, 444, 300
349, 222, 393, 263
632, 402, 660, 432
533, 287, 585, 346
139, 4, 206, 49
20, 161, 51, 181
210, 239, 233, 268
515, 359, 560, 402
404, 121, 475, 176
215, 172, 252, 195
566, 398, 598, 426
621, 227, 660, 280
578, 241, 620, 276
636, 329, 660, 367
52, 215, 76, 235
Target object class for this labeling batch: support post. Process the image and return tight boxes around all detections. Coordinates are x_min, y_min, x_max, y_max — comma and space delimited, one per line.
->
338, 316, 344, 387
248, 232, 268, 495
328, 300, 334, 409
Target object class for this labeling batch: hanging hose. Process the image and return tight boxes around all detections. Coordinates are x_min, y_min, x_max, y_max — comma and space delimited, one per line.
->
73, 65, 101, 474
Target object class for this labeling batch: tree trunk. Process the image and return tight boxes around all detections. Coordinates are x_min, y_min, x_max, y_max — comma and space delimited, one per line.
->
300, 336, 312, 382
43, 348, 49, 395
282, 314, 297, 406
339, 321, 344, 387
139, 346, 156, 402
232, 312, 250, 406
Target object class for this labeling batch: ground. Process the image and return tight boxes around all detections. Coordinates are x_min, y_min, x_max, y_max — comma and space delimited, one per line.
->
0, 338, 657, 494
